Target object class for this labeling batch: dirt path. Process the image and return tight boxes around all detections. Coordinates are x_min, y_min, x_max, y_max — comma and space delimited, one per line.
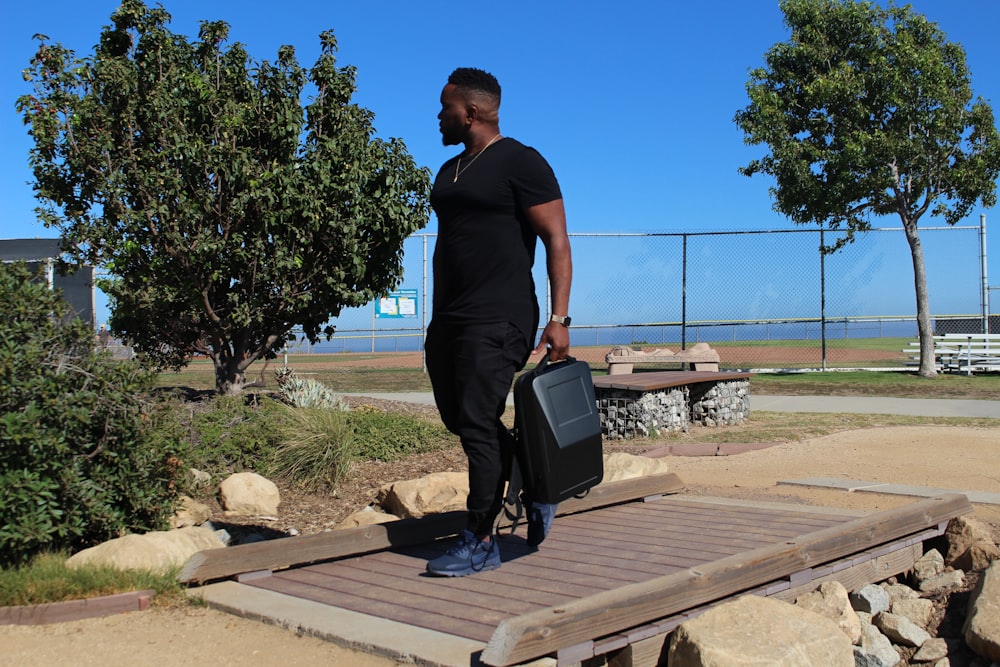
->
2, 425, 998, 666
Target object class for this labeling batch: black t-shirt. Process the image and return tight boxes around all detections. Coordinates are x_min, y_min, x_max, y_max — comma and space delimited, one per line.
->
430, 138, 562, 339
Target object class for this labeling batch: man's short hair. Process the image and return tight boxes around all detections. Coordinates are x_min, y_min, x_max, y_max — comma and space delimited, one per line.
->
448, 67, 501, 107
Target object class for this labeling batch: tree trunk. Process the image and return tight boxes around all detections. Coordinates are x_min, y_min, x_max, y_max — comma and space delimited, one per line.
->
902, 221, 937, 378
215, 357, 247, 395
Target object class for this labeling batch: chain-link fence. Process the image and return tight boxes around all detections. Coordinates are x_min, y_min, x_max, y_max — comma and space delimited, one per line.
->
298, 223, 989, 371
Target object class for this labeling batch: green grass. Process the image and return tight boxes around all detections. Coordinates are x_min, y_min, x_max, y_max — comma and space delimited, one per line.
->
0, 553, 187, 607
651, 411, 1000, 446
748, 370, 1000, 400
154, 350, 1000, 400
708, 337, 912, 351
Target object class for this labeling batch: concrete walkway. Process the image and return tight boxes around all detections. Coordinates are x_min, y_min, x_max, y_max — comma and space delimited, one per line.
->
346, 392, 1000, 419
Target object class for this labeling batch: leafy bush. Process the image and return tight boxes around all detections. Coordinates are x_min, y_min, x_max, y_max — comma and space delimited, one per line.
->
346, 406, 454, 461
0, 262, 187, 567
179, 394, 281, 475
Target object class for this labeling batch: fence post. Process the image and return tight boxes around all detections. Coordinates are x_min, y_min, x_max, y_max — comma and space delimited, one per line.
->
820, 230, 827, 371
981, 213, 990, 336
681, 234, 688, 349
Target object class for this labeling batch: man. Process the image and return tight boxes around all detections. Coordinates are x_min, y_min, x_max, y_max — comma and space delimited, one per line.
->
425, 67, 573, 577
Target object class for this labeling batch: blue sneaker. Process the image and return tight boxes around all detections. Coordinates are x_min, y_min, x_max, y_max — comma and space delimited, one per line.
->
426, 530, 501, 577
526, 501, 558, 547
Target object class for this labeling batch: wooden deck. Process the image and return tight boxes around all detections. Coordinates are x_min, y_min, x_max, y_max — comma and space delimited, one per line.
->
186, 480, 971, 667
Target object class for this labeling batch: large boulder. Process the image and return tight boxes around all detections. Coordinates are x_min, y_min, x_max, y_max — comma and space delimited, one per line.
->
65, 526, 227, 574
218, 472, 280, 516
945, 516, 1000, 572
965, 559, 1000, 661
377, 471, 468, 519
668, 595, 853, 666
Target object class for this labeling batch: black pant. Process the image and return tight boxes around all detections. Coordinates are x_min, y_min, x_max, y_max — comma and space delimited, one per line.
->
425, 320, 531, 537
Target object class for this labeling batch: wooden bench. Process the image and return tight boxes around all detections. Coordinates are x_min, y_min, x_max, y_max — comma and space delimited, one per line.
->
606, 342, 720, 375
903, 333, 1000, 373
592, 370, 753, 438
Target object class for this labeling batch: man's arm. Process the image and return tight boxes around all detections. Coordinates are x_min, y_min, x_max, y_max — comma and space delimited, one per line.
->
525, 198, 572, 361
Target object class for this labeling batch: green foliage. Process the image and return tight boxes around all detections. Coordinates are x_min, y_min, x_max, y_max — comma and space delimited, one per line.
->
0, 262, 186, 567
179, 395, 281, 475
267, 403, 454, 491
268, 405, 354, 491
274, 367, 347, 410
18, 0, 432, 395
346, 406, 455, 462
0, 551, 185, 607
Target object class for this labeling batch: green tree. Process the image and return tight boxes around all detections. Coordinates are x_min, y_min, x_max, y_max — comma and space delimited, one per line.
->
734, 0, 1000, 377
18, 0, 431, 394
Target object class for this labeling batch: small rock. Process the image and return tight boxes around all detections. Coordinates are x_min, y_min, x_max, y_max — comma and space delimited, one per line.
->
912, 637, 949, 662
891, 597, 935, 628
913, 549, 946, 583
920, 569, 966, 594
188, 467, 212, 487
796, 581, 862, 644
169, 494, 212, 529
882, 582, 920, 604
874, 611, 931, 647
854, 623, 900, 667
851, 583, 891, 614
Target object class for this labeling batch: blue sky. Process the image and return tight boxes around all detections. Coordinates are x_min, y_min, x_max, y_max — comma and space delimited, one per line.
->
2, 1, 999, 327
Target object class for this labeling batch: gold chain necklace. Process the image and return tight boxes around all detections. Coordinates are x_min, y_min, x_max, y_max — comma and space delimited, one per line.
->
453, 134, 502, 182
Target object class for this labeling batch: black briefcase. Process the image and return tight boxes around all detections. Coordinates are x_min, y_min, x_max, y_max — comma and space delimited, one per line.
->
513, 354, 603, 504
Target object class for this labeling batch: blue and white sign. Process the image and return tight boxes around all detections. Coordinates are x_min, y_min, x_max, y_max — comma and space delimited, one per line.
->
376, 289, 418, 318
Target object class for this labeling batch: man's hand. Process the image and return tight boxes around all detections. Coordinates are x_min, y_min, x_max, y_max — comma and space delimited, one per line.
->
534, 321, 570, 361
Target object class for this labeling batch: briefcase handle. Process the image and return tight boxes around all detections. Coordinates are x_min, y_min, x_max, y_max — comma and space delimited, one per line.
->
535, 350, 576, 373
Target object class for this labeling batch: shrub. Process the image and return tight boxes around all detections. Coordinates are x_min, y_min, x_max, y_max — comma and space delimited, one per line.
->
179, 394, 281, 475
0, 262, 187, 567
346, 406, 454, 461
268, 405, 354, 491
274, 367, 347, 410
265, 404, 454, 491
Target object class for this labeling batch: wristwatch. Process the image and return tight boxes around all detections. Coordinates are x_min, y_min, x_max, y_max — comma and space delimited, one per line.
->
550, 314, 572, 327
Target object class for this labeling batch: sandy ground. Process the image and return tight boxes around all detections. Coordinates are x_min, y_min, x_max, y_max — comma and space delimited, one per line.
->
3, 424, 998, 666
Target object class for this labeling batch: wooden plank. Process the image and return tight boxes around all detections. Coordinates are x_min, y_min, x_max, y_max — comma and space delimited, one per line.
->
592, 371, 751, 392
179, 472, 686, 583
248, 572, 502, 640
479, 493, 972, 666
773, 542, 924, 603
0, 589, 154, 626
